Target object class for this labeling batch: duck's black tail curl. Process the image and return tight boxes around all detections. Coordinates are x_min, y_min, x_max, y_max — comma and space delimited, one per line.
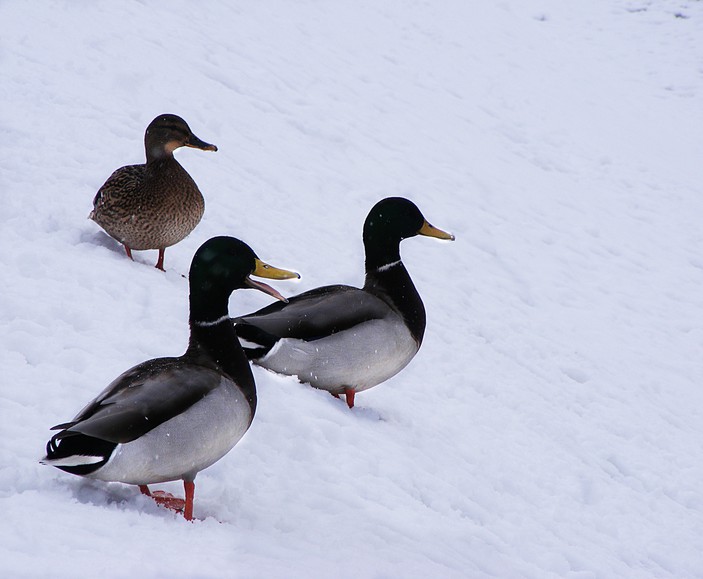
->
42, 430, 115, 476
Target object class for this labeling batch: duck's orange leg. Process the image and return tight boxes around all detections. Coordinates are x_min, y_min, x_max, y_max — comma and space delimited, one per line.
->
344, 388, 355, 409
183, 480, 195, 521
155, 248, 165, 271
331, 388, 356, 408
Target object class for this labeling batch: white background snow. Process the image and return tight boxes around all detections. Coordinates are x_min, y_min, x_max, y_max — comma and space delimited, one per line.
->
2, 1, 703, 577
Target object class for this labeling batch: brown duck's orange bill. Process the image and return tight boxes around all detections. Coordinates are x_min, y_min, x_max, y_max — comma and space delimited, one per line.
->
419, 220, 455, 241
186, 134, 218, 152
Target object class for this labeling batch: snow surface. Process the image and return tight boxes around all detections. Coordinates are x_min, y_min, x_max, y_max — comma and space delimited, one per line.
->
2, 1, 703, 577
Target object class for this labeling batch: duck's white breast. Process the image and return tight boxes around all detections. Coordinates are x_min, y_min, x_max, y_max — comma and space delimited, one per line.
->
90, 377, 252, 485
259, 315, 418, 393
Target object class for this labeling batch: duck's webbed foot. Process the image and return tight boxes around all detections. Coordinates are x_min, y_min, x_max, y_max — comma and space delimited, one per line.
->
139, 484, 187, 516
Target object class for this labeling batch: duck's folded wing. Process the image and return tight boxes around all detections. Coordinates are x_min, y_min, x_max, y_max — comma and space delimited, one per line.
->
93, 164, 145, 207
52, 358, 223, 444
235, 285, 390, 340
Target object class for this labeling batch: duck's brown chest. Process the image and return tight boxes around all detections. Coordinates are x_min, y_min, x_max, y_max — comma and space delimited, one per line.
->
93, 160, 205, 250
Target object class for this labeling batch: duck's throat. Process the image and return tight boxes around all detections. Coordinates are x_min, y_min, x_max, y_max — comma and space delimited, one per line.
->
364, 262, 426, 345
188, 316, 257, 410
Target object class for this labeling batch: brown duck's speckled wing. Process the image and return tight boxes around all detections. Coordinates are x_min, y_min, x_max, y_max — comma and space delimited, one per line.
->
92, 164, 146, 209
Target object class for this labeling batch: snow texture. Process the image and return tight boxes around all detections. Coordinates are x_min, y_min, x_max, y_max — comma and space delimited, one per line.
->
2, 1, 703, 577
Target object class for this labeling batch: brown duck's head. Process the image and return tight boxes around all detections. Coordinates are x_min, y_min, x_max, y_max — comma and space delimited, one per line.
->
144, 114, 218, 160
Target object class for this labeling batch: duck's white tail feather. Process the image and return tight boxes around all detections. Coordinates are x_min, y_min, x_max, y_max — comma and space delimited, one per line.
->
40, 454, 104, 467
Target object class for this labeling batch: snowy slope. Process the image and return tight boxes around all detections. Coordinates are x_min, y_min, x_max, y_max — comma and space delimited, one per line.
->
2, 1, 703, 577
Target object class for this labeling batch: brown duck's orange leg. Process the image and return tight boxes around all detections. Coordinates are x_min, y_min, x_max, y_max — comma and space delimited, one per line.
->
124, 245, 134, 260
155, 248, 165, 271
139, 484, 186, 514
344, 388, 356, 409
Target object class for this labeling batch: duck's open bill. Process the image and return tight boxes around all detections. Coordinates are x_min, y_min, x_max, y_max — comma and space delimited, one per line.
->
245, 259, 301, 302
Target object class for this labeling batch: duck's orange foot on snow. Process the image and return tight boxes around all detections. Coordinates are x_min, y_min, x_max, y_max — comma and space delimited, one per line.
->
139, 485, 186, 513
139, 482, 195, 520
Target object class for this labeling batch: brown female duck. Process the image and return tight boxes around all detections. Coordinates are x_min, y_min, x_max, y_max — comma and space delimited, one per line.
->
89, 114, 218, 270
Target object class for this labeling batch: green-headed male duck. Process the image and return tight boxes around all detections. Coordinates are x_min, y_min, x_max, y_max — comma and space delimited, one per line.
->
234, 197, 454, 408
42, 237, 299, 520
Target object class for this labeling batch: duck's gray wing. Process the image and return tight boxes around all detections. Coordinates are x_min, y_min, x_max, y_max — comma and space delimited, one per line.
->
51, 358, 223, 444
234, 285, 391, 341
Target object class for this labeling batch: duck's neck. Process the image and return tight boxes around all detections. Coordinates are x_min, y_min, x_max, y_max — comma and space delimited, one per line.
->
187, 293, 257, 411
363, 240, 426, 345
148, 151, 197, 187
145, 142, 179, 164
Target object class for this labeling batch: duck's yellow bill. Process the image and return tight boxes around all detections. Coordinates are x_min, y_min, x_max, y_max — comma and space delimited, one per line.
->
419, 221, 455, 241
253, 259, 300, 280
246, 259, 301, 302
